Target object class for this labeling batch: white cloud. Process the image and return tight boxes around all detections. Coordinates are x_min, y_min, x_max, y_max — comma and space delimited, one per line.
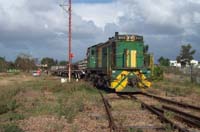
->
0, 0, 104, 61
0, 0, 200, 61
73, 2, 124, 28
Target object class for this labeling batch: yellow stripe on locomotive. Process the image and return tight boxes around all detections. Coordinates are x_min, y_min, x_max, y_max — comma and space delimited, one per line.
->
111, 70, 152, 92
86, 32, 154, 92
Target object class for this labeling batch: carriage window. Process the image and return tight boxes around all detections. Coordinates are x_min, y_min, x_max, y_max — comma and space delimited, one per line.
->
91, 50, 94, 55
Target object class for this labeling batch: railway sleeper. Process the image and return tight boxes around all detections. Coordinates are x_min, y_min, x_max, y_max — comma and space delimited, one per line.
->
152, 106, 200, 129
162, 105, 200, 122
174, 115, 200, 128
141, 92, 200, 111
130, 95, 189, 132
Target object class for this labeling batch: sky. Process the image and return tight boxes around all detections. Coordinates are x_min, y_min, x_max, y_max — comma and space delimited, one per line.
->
0, 0, 200, 62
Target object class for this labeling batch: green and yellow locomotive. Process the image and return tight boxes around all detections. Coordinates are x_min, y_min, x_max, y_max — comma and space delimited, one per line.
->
86, 32, 154, 92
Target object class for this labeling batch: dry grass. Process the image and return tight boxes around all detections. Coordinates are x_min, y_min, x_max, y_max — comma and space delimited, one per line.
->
0, 73, 101, 132
150, 72, 200, 108
1, 72, 199, 131
0, 73, 35, 87
111, 100, 141, 111
153, 73, 200, 96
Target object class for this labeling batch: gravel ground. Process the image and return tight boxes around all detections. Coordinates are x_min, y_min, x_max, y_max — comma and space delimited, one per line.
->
106, 94, 165, 132
135, 94, 200, 132
18, 99, 110, 132
18, 115, 70, 132
72, 102, 110, 132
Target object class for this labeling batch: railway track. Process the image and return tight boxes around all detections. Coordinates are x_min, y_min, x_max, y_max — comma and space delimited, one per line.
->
119, 92, 200, 131
99, 90, 200, 132
129, 95, 190, 132
99, 91, 118, 132
99, 91, 165, 132
117, 92, 200, 111
141, 92, 200, 111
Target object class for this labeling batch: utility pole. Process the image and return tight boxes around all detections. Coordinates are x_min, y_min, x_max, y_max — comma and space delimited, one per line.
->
60, 0, 72, 82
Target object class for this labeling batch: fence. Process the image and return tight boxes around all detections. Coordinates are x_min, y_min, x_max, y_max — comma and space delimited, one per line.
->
181, 67, 200, 84
164, 66, 200, 84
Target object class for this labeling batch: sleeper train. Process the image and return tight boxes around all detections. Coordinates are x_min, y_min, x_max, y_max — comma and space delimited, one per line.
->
85, 32, 154, 92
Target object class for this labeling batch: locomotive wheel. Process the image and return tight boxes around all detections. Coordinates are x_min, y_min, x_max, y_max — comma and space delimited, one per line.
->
97, 78, 104, 88
103, 80, 110, 88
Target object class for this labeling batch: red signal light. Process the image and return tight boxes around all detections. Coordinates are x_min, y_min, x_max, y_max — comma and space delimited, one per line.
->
70, 53, 74, 58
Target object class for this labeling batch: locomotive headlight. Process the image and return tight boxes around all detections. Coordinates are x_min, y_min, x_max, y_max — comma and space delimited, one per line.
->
112, 70, 116, 73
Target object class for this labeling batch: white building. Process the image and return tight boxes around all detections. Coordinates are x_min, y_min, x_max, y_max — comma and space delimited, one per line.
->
190, 60, 199, 66
169, 60, 181, 67
170, 59, 199, 68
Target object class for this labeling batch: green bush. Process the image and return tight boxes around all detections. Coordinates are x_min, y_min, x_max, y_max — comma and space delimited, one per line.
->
165, 123, 174, 132
0, 104, 9, 114
1, 124, 23, 132
56, 97, 84, 123
7, 100, 18, 111
0, 100, 18, 114
8, 112, 25, 121
128, 128, 143, 132
53, 82, 98, 123
152, 66, 164, 81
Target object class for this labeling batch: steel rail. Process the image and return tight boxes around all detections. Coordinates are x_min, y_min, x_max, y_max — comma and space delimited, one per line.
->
117, 92, 200, 111
114, 95, 165, 132
162, 105, 200, 128
152, 105, 200, 129
142, 92, 200, 111
129, 95, 189, 132
99, 91, 118, 132
174, 115, 200, 128
162, 105, 200, 122
119, 126, 165, 132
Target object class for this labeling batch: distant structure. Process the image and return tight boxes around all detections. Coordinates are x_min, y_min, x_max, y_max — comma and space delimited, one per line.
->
169, 60, 181, 67
170, 59, 199, 68
190, 60, 199, 67
36, 64, 48, 70
51, 65, 66, 71
76, 59, 87, 70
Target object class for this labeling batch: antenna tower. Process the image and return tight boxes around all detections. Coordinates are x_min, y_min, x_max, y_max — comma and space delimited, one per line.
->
60, 0, 72, 82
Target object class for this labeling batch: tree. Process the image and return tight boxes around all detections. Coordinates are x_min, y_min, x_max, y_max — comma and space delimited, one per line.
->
41, 57, 56, 68
158, 56, 170, 66
55, 60, 58, 65
7, 61, 16, 69
15, 53, 36, 72
59, 60, 68, 66
0, 56, 8, 72
176, 44, 196, 67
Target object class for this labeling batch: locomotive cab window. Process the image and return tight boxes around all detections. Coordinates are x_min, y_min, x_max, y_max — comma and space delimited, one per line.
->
91, 50, 95, 55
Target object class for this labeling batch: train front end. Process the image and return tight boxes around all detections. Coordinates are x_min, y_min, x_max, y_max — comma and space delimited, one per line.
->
110, 33, 153, 92
86, 32, 154, 92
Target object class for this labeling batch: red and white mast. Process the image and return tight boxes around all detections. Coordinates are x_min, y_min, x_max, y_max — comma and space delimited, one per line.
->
60, 0, 72, 82
68, 0, 72, 82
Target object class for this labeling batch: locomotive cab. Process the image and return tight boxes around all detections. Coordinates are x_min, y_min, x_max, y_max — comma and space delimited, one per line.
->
86, 32, 153, 92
